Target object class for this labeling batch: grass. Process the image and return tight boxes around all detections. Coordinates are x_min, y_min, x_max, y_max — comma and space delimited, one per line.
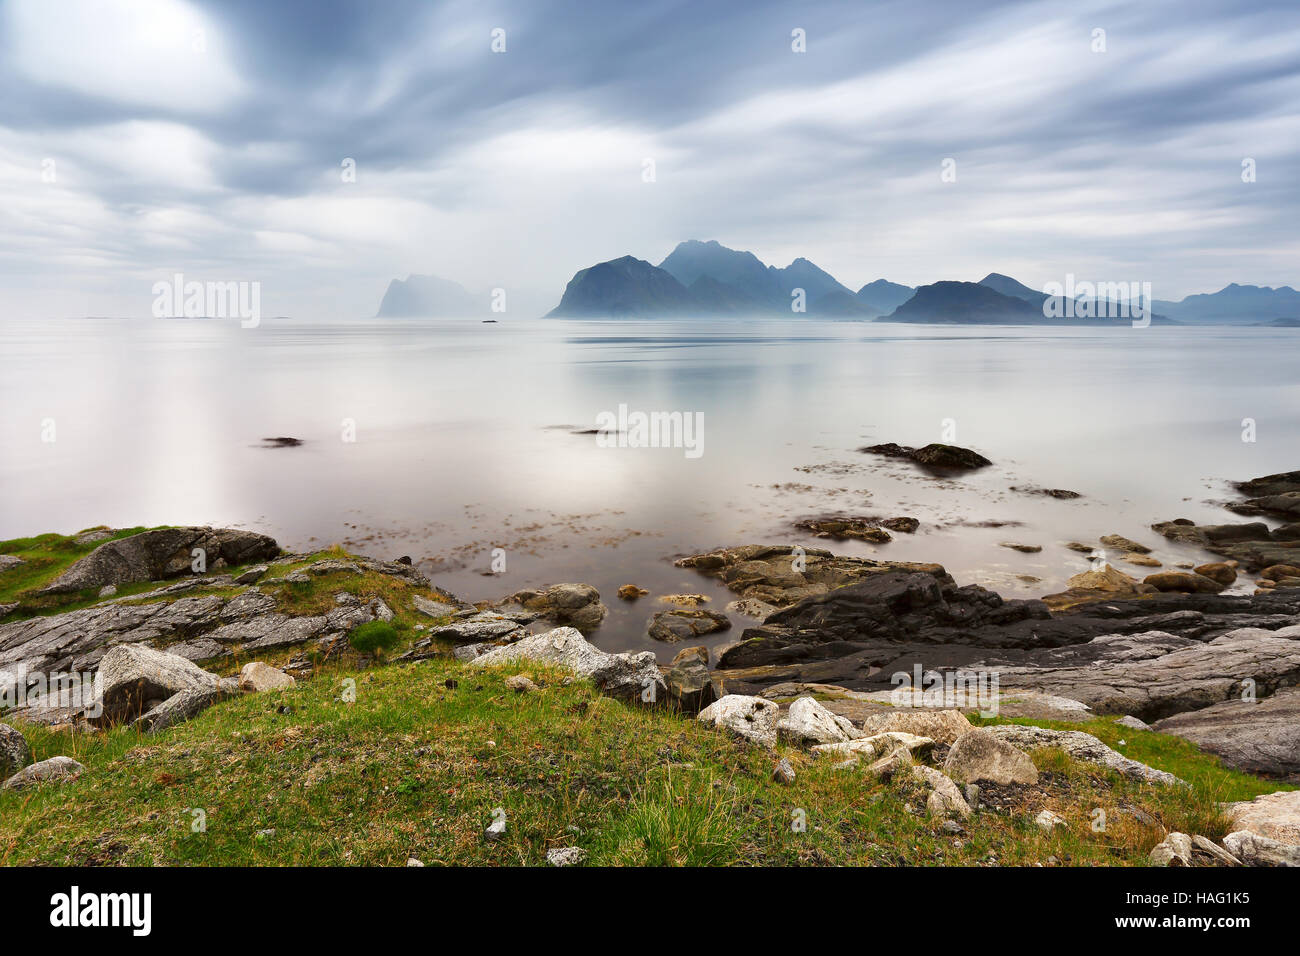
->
0, 527, 155, 615
2, 532, 1291, 866
2, 655, 1287, 866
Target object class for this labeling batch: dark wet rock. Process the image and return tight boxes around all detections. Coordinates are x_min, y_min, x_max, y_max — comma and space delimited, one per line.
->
709, 571, 1300, 695
647, 608, 730, 643
1100, 534, 1153, 554
880, 516, 920, 533
715, 569, 1050, 671
675, 544, 949, 609
982, 625, 1300, 722
859, 442, 992, 471
1144, 571, 1226, 594
1235, 470, 1300, 498
1229, 492, 1300, 519
1155, 687, 1300, 779
999, 542, 1041, 554
794, 517, 891, 543
499, 583, 607, 633
1152, 519, 1300, 572
42, 527, 280, 594
1010, 486, 1082, 499
663, 645, 717, 714
260, 436, 303, 447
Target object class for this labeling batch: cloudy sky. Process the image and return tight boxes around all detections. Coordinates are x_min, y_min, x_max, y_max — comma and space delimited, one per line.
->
2, 0, 1297, 319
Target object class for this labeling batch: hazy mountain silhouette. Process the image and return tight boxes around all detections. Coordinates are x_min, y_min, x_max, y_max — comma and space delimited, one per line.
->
377, 274, 479, 317
1154, 283, 1300, 324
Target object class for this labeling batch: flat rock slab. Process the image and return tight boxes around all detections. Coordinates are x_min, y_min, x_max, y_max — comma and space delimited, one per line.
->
42, 527, 279, 594
1155, 687, 1300, 779
1223, 790, 1300, 844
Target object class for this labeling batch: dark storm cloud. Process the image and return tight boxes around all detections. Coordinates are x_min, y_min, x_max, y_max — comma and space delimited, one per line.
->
1, 0, 1297, 318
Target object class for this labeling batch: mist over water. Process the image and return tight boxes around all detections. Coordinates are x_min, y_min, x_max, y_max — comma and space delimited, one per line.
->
3, 316, 1297, 658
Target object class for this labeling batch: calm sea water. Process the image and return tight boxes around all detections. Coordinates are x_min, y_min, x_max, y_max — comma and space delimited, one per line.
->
2, 317, 1297, 657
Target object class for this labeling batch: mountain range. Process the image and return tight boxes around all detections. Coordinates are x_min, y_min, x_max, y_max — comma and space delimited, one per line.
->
377, 241, 1299, 325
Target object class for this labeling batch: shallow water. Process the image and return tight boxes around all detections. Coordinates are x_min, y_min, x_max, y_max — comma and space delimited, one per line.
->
2, 317, 1296, 659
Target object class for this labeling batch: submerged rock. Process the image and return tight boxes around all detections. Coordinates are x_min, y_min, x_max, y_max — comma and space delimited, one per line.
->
647, 608, 730, 643
859, 442, 993, 471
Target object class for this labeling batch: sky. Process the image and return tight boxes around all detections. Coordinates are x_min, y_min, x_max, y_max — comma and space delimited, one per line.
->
1, 0, 1298, 320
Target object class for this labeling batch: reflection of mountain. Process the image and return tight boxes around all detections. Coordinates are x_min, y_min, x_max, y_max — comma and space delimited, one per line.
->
547, 240, 882, 318
376, 274, 479, 317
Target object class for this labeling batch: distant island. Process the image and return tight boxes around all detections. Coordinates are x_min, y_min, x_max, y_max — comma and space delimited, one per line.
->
376, 241, 1299, 325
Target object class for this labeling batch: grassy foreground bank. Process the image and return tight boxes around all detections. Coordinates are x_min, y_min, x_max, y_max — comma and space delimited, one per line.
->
1, 655, 1287, 867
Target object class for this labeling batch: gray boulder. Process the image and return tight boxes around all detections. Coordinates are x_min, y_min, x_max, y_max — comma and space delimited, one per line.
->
1, 755, 84, 790
663, 645, 717, 714
697, 695, 781, 748
92, 643, 220, 723
1222, 830, 1300, 867
647, 608, 730, 643
134, 685, 234, 733
1, 723, 31, 781
470, 627, 664, 703
777, 696, 860, 746
1154, 687, 1300, 778
943, 728, 1039, 785
503, 584, 607, 633
42, 527, 279, 594
984, 724, 1184, 786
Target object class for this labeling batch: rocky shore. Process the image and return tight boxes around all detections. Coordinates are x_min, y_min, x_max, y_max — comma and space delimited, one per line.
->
3, 466, 1300, 865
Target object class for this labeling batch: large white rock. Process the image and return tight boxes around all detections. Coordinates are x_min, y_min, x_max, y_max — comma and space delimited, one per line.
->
912, 765, 971, 819
1222, 830, 1300, 867
92, 643, 219, 722
857, 709, 973, 745
777, 696, 861, 746
1223, 789, 1300, 845
943, 728, 1039, 786
238, 662, 295, 693
1149, 832, 1193, 866
811, 731, 934, 764
696, 695, 781, 748
470, 627, 665, 703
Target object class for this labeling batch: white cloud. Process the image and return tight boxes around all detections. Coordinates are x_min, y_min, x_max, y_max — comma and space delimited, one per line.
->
4, 0, 244, 113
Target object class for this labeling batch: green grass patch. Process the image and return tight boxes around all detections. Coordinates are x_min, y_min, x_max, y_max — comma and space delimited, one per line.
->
3, 658, 1287, 867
